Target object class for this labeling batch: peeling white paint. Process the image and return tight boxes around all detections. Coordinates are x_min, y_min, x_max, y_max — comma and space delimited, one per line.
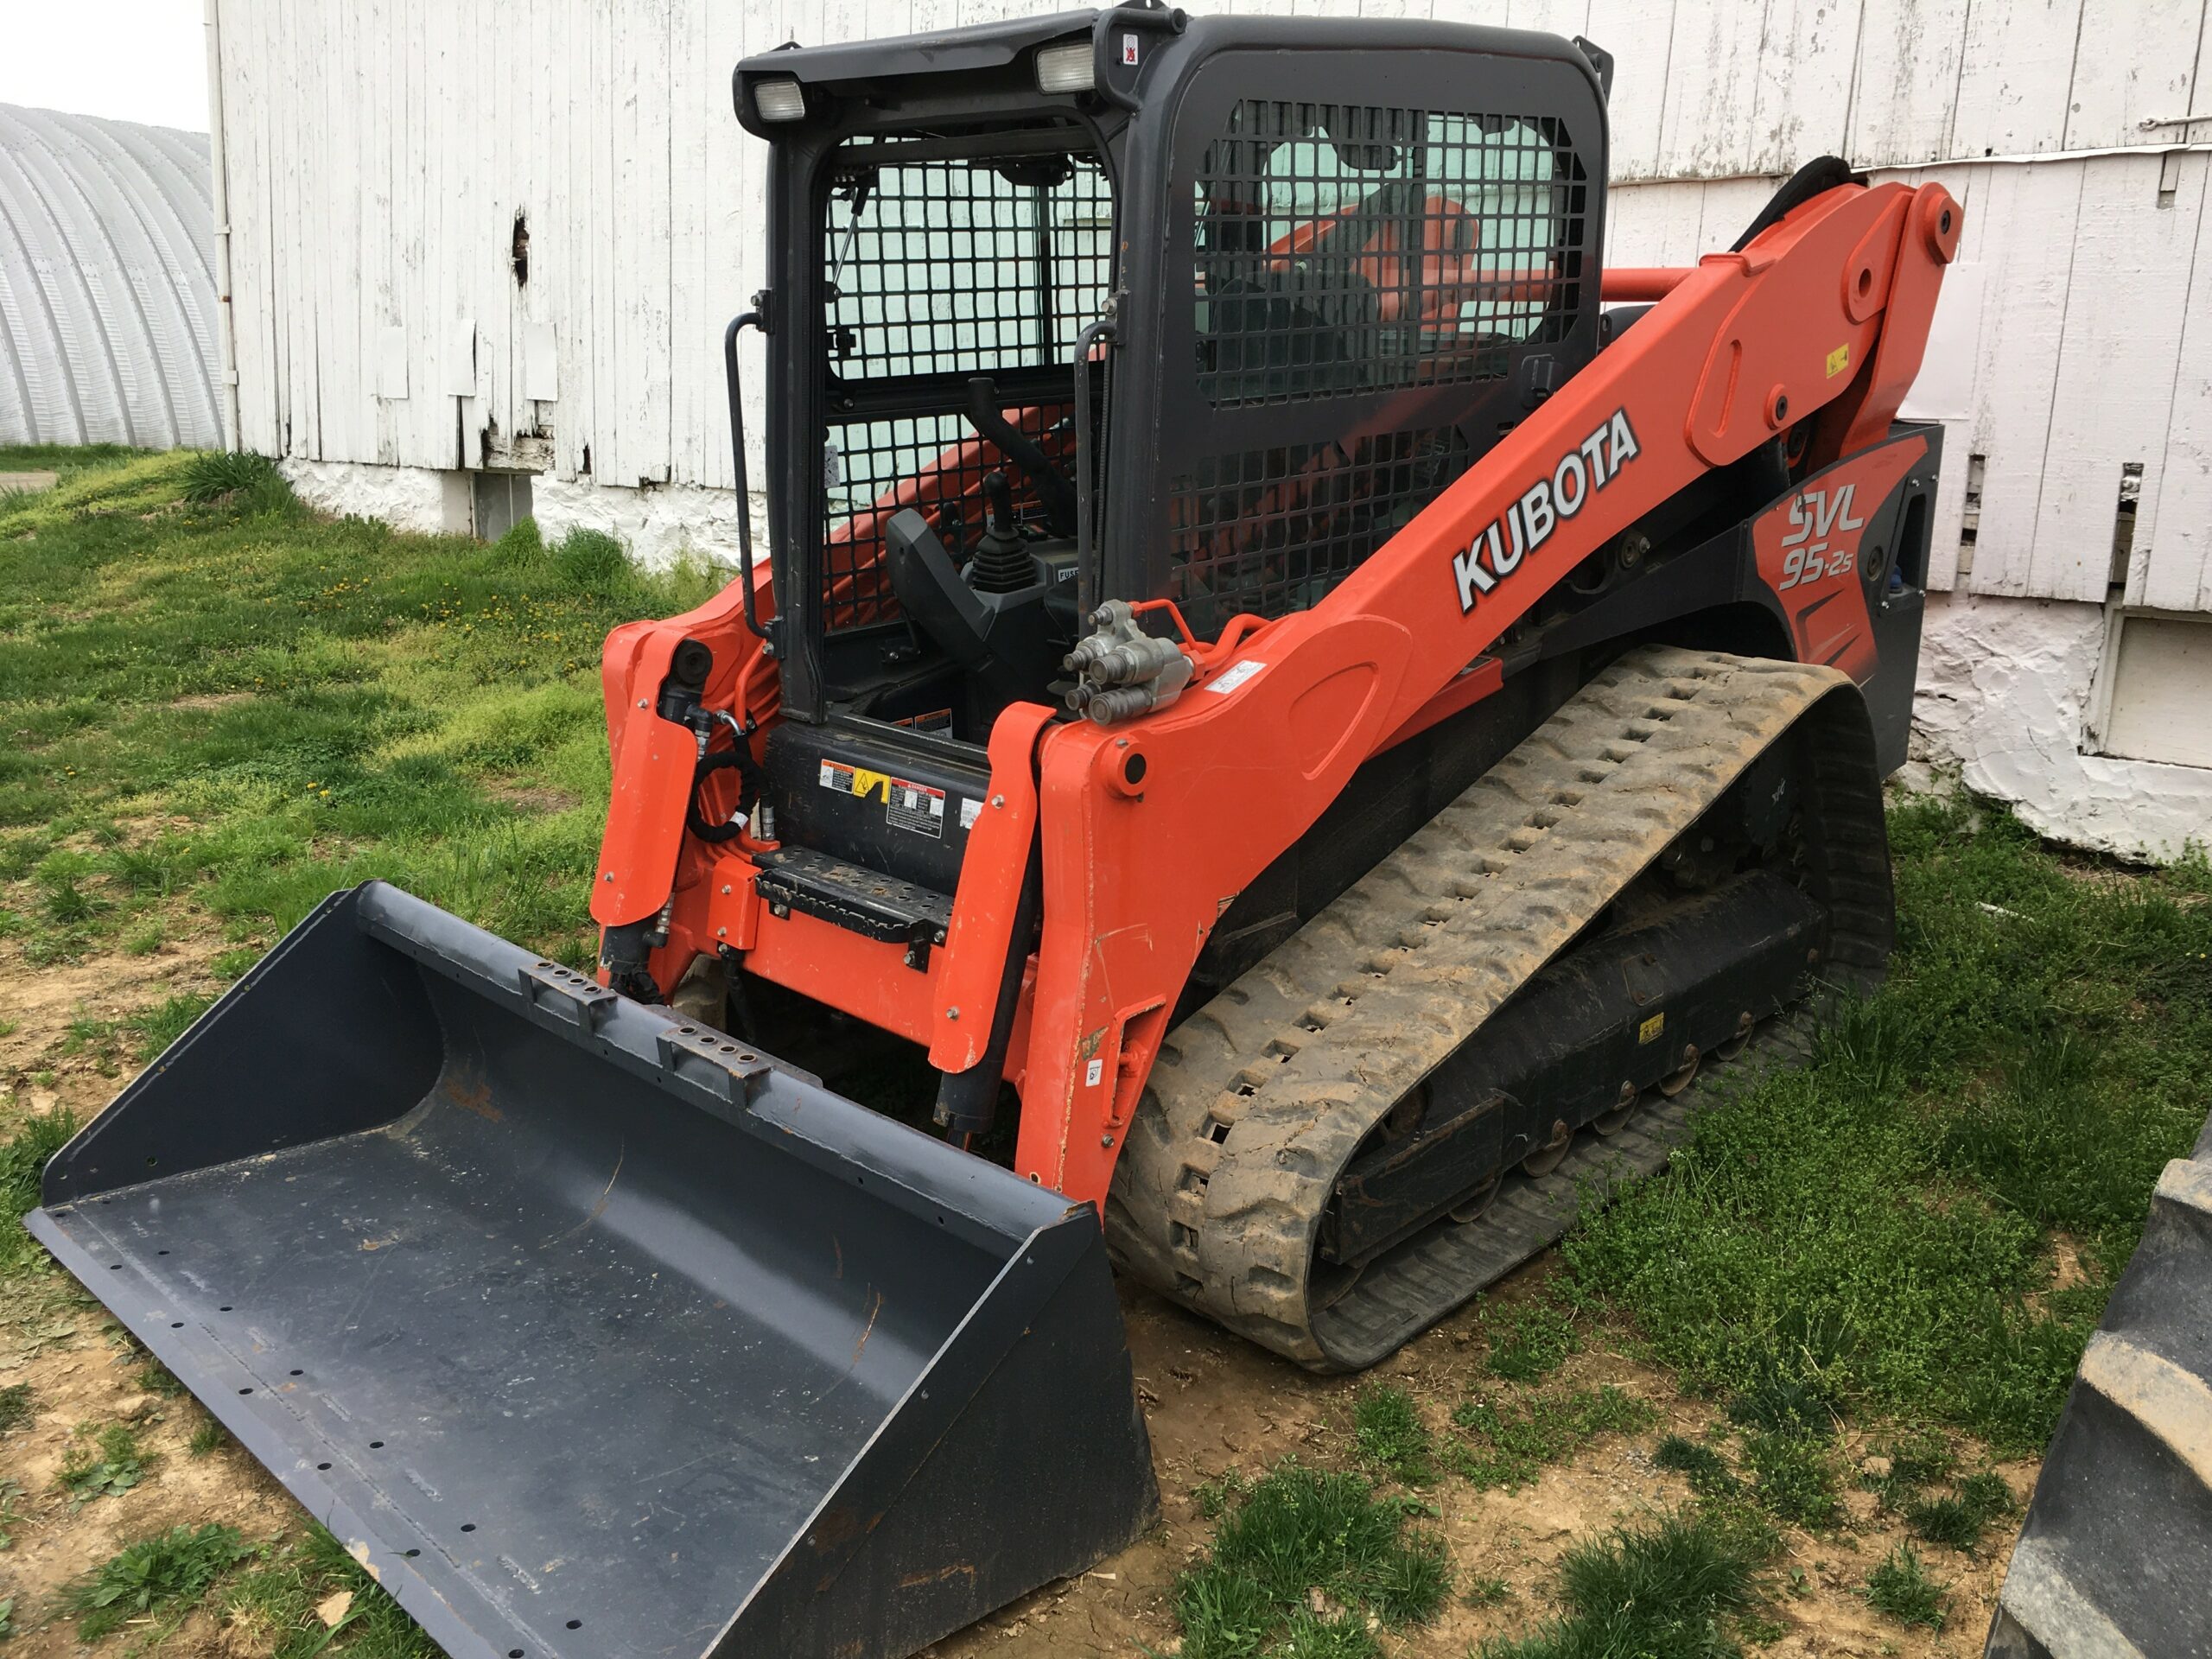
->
531, 474, 766, 574
1913, 590, 2212, 862
278, 458, 463, 538
278, 456, 766, 573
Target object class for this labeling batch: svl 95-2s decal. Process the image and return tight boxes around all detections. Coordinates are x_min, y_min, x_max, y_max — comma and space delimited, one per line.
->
1751, 435, 1929, 683
1454, 409, 1641, 612
1776, 483, 1867, 589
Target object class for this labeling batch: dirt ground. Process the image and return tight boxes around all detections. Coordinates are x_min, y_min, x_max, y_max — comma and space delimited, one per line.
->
921, 1285, 2028, 1659
1, 938, 2027, 1657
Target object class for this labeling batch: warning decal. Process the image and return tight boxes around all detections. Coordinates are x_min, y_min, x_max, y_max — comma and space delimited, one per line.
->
1205, 658, 1266, 696
817, 757, 950, 836
959, 797, 983, 830
817, 760, 893, 802
887, 779, 946, 838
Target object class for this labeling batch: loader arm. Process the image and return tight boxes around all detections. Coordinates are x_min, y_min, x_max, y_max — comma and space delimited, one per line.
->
1004, 176, 1959, 1197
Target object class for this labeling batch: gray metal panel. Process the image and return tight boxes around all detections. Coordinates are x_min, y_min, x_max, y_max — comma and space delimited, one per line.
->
0, 102, 220, 448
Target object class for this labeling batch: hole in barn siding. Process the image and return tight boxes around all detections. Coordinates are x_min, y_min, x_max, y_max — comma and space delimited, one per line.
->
511, 212, 531, 284
2107, 461, 2143, 593
1956, 452, 1986, 578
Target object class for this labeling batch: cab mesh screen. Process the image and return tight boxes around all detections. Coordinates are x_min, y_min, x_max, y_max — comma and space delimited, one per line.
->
1193, 102, 1580, 407
817, 149, 1110, 632
825, 155, 1112, 383
1168, 426, 1470, 632
1170, 100, 1581, 629
821, 404, 1071, 632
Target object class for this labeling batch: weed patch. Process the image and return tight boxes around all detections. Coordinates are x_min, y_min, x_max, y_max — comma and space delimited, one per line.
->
180, 449, 289, 510
2, 1109, 76, 1277
130, 991, 213, 1060
1352, 1382, 1437, 1486
1446, 1384, 1656, 1491
1655, 1433, 1739, 1498
1174, 1461, 1448, 1659
58, 1422, 151, 1503
0, 1381, 31, 1433
1479, 1512, 1762, 1659
1865, 1542, 1947, 1630
1741, 1428, 1840, 1530
134, 1357, 185, 1397
1863, 1440, 2014, 1549
190, 1419, 230, 1457
1192, 1468, 1248, 1522
1486, 1299, 1580, 1382
66, 1522, 252, 1639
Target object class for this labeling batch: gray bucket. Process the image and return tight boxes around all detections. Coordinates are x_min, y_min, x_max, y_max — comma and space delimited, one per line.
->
28, 882, 1157, 1659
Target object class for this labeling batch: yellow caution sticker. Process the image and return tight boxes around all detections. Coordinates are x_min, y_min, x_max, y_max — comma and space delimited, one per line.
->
818, 759, 893, 803
1637, 1012, 1666, 1044
1825, 342, 1850, 378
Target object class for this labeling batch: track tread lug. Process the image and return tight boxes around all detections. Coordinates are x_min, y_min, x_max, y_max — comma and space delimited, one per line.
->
1107, 648, 1892, 1371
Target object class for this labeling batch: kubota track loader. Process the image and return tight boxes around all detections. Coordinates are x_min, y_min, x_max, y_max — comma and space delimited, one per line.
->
30, 7, 1962, 1656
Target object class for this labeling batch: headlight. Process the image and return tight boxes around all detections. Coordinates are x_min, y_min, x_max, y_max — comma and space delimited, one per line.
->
753, 78, 806, 123
1035, 39, 1095, 93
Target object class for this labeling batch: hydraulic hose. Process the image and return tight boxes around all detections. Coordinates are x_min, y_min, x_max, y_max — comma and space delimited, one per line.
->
1072, 316, 1118, 627
685, 710, 769, 846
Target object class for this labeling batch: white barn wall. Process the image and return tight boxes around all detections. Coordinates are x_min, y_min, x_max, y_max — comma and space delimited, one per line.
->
213, 0, 2212, 856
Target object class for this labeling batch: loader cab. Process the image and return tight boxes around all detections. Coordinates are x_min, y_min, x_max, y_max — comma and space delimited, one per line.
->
734, 10, 1605, 887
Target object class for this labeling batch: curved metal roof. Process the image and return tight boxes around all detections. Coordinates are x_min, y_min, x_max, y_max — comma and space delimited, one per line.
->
0, 103, 222, 450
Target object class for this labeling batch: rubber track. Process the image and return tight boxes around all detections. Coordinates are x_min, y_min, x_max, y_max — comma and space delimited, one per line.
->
1107, 645, 1891, 1370
1984, 1111, 2212, 1659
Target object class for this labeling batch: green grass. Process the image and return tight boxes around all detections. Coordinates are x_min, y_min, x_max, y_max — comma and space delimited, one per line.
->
189, 1419, 229, 1457
1565, 798, 2212, 1454
1352, 1382, 1438, 1486
58, 1422, 151, 1503
134, 1357, 185, 1397
222, 1525, 442, 1659
1864, 1542, 1947, 1629
0, 1109, 77, 1275
1478, 1512, 1763, 1659
1740, 1427, 1840, 1530
1446, 1385, 1656, 1491
0, 1381, 31, 1433
1174, 1460, 1450, 1659
0, 445, 716, 975
1486, 1298, 1580, 1382
65, 1522, 253, 1639
1655, 1433, 1739, 1498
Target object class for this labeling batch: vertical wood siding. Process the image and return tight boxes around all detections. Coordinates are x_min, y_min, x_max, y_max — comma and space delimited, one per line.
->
216, 0, 2212, 611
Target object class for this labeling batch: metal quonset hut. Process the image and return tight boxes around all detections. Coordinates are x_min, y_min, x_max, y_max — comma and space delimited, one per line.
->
0, 103, 224, 450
